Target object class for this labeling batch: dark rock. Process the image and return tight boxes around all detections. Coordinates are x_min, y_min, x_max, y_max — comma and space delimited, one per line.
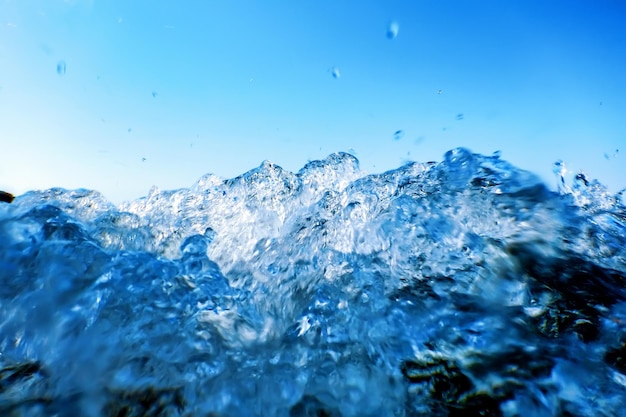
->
0, 190, 14, 203
401, 356, 504, 416
508, 243, 626, 342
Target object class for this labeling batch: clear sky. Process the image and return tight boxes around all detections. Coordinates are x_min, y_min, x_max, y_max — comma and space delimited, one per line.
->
1, 0, 625, 204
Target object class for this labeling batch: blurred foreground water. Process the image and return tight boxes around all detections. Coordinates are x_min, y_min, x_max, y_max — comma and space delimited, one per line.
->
1, 148, 625, 416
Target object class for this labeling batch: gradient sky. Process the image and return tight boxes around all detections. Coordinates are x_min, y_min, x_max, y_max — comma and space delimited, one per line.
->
1, 0, 625, 204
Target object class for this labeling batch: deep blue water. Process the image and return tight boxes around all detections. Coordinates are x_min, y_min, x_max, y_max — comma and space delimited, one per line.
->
1, 148, 625, 416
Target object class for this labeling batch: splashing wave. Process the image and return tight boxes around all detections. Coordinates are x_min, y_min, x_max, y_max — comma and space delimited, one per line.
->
1, 149, 625, 416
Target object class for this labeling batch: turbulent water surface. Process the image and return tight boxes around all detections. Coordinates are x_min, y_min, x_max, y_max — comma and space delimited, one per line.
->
1, 148, 625, 416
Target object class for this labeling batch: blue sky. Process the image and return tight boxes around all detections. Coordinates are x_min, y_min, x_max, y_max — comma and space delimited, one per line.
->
1, 0, 625, 203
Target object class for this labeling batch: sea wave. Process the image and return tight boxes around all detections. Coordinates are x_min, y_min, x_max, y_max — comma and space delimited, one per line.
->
1, 148, 625, 416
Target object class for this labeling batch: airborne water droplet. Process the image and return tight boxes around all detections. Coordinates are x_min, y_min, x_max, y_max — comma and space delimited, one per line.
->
386, 21, 399, 39
393, 130, 404, 141
56, 60, 66, 76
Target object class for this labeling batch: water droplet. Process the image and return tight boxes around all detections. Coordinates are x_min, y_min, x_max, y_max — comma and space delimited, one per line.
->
152, 91, 158, 98
56, 60, 66, 76
456, 113, 464, 120
393, 130, 404, 141
575, 172, 589, 187
330, 67, 341, 79
553, 160, 568, 183
386, 21, 399, 39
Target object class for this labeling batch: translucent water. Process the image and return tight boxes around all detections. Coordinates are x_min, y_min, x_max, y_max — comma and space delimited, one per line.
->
1, 149, 625, 416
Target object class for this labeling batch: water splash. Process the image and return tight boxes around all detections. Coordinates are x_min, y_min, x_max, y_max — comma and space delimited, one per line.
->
1, 149, 625, 416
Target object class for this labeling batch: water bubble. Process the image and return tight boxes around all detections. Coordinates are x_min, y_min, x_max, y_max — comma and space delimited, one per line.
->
56, 60, 66, 76
331, 67, 341, 79
386, 21, 399, 39
393, 130, 404, 141
180, 234, 209, 257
